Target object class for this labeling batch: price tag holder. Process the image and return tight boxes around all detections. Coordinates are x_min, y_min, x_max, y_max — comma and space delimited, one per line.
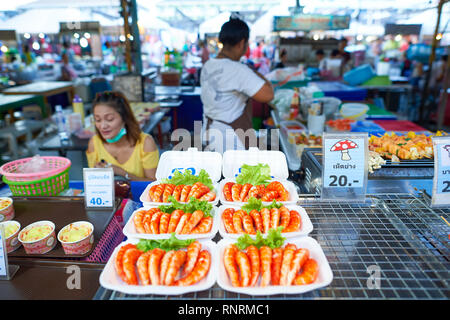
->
0, 225, 19, 281
83, 168, 115, 210
431, 136, 450, 208
321, 132, 369, 202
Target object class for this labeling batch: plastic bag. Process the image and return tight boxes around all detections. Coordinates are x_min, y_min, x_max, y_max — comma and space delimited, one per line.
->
265, 66, 305, 82
271, 89, 295, 113
19, 155, 49, 173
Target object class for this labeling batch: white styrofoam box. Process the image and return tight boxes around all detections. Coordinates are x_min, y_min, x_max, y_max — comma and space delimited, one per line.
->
218, 178, 299, 206
140, 181, 220, 207
217, 204, 313, 240
139, 147, 222, 207
222, 148, 289, 181
123, 206, 219, 240
99, 239, 218, 295
216, 237, 333, 295
156, 147, 222, 182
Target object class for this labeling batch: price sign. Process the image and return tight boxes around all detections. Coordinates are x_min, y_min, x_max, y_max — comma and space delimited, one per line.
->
322, 132, 368, 202
431, 136, 450, 207
83, 168, 114, 209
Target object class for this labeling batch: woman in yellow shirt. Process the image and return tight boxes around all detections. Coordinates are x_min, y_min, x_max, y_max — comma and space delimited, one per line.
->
86, 91, 159, 180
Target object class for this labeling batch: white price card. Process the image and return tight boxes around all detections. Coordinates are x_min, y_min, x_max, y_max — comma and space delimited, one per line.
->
83, 168, 115, 209
321, 132, 369, 202
431, 136, 450, 207
0, 225, 9, 278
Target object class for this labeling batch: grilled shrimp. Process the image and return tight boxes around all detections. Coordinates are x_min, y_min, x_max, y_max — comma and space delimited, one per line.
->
172, 184, 184, 202
164, 250, 187, 285
246, 245, 260, 286
115, 244, 136, 283
152, 183, 165, 202
183, 241, 201, 276
286, 248, 309, 286
224, 244, 240, 287
150, 211, 163, 234
270, 207, 280, 230
259, 246, 272, 287
175, 250, 211, 286
280, 244, 297, 286
181, 210, 204, 234
162, 184, 175, 203
175, 212, 191, 234
232, 209, 245, 234
167, 209, 183, 233
123, 248, 142, 285
222, 208, 236, 233
179, 185, 192, 202
133, 210, 146, 234
136, 250, 152, 285
249, 210, 263, 232
231, 183, 243, 202
242, 213, 256, 235
239, 183, 252, 201
223, 182, 234, 201
192, 184, 210, 199
279, 206, 290, 230
235, 251, 251, 287
149, 248, 166, 285
199, 191, 216, 201
191, 216, 213, 234
294, 259, 319, 285
283, 210, 302, 233
260, 208, 271, 234
270, 247, 283, 285
159, 213, 170, 234
159, 250, 175, 284
261, 190, 278, 202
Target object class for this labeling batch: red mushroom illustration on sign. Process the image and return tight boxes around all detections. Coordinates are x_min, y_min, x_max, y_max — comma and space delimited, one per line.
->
444, 145, 450, 158
330, 139, 358, 161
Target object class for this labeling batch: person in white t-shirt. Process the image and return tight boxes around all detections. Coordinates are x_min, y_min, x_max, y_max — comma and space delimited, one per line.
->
200, 17, 274, 153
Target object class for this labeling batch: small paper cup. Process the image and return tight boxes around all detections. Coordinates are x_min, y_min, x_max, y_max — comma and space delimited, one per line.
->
0, 220, 21, 253
0, 197, 14, 222
57, 221, 94, 255
18, 220, 56, 254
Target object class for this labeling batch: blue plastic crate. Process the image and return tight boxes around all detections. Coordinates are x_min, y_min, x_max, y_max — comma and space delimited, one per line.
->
343, 64, 375, 86
350, 120, 386, 135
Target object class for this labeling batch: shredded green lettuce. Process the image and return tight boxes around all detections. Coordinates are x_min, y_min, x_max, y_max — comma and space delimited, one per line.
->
158, 196, 213, 217
235, 227, 286, 250
136, 233, 195, 252
235, 163, 272, 186
241, 197, 283, 214
161, 169, 214, 190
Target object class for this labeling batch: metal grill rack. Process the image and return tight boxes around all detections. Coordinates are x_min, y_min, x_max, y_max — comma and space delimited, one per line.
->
95, 193, 449, 300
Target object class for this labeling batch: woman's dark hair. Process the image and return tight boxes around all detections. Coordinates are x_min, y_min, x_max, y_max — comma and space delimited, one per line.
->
316, 49, 325, 56
218, 17, 249, 47
92, 91, 141, 145
331, 49, 340, 57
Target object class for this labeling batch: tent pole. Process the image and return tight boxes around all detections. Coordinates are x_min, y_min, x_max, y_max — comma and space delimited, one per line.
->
120, 0, 133, 73
437, 50, 450, 130
418, 0, 445, 125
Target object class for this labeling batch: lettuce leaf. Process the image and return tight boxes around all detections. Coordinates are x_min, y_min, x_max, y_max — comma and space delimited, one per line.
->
235, 227, 285, 250
158, 196, 213, 217
241, 197, 283, 214
161, 169, 214, 190
235, 163, 272, 186
136, 233, 195, 252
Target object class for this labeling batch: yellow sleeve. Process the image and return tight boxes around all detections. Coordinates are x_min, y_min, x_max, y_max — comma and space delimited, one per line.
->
141, 149, 159, 169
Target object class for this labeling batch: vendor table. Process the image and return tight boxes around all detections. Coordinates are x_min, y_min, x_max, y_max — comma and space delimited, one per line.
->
38, 110, 168, 157
2, 81, 75, 117
271, 109, 301, 171
94, 192, 449, 300
0, 94, 47, 118
310, 81, 368, 101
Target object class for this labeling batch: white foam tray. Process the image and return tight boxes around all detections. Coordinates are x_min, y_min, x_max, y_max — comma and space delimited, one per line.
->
218, 178, 299, 206
140, 181, 220, 207
216, 237, 333, 296
123, 206, 220, 240
217, 204, 313, 239
99, 239, 218, 295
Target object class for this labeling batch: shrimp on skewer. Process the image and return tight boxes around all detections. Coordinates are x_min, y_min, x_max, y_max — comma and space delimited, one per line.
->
249, 210, 263, 232
175, 212, 192, 234
259, 246, 272, 287
270, 207, 280, 230
231, 183, 243, 202
167, 209, 183, 233
294, 259, 319, 285
162, 184, 176, 203
283, 210, 302, 233
172, 184, 184, 202
224, 244, 240, 287
149, 248, 166, 285
246, 245, 260, 286
136, 251, 152, 285
223, 182, 234, 201
199, 191, 216, 201
260, 208, 271, 234
150, 211, 163, 234
279, 206, 291, 230
239, 183, 252, 202
183, 241, 201, 276
271, 247, 283, 285
181, 210, 204, 234
242, 213, 256, 235
286, 248, 309, 286
235, 251, 251, 287
133, 210, 146, 234
179, 185, 192, 202
114, 244, 136, 283
159, 213, 170, 234
123, 248, 142, 285
165, 250, 187, 286
280, 244, 297, 286
232, 210, 245, 234
191, 216, 213, 234
152, 183, 165, 202
159, 250, 175, 284
175, 250, 211, 286
222, 208, 236, 233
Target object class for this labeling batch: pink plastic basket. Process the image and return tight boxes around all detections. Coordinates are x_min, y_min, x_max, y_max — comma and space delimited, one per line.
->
0, 156, 71, 182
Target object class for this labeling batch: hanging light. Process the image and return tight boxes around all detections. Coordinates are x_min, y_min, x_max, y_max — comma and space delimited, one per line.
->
395, 34, 402, 42
119, 35, 126, 42
313, 34, 319, 41
38, 33, 45, 39
74, 33, 80, 39
24, 33, 31, 39
84, 32, 91, 39
80, 38, 89, 48
1, 45, 8, 53
436, 33, 443, 40
32, 41, 40, 50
